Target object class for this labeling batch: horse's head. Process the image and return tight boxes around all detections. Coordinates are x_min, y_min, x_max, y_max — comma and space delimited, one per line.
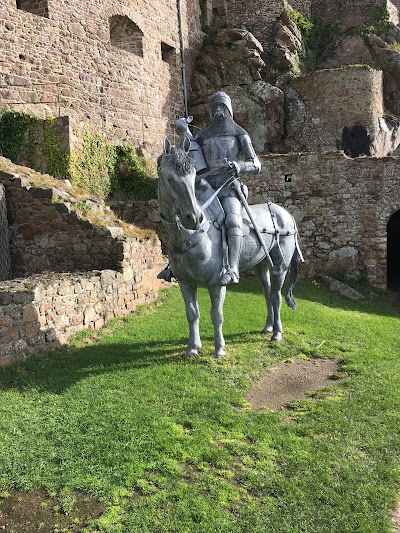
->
157, 136, 203, 230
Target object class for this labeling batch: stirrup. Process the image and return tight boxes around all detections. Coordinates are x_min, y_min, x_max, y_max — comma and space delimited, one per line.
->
220, 268, 239, 286
157, 266, 174, 282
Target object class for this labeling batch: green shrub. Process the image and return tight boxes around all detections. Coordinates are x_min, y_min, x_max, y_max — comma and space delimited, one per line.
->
113, 143, 158, 201
288, 9, 315, 49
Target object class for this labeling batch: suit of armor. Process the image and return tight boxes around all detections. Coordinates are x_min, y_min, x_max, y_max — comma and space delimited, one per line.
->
195, 92, 261, 285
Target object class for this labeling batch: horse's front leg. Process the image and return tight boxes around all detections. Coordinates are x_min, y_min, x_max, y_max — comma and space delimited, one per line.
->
180, 282, 202, 357
208, 284, 227, 358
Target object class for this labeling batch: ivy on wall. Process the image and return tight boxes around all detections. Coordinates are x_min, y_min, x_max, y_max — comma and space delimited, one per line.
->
69, 127, 157, 201
43, 117, 70, 179
69, 127, 118, 199
0, 109, 68, 178
0, 109, 37, 166
0, 109, 158, 201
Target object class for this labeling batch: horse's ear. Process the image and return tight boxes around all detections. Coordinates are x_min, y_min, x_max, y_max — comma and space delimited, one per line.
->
182, 134, 191, 154
163, 137, 171, 154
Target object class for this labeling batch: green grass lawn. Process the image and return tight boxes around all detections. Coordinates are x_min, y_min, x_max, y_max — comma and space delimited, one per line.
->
0, 279, 399, 532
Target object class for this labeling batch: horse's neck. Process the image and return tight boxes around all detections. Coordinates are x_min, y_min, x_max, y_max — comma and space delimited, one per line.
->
158, 191, 196, 244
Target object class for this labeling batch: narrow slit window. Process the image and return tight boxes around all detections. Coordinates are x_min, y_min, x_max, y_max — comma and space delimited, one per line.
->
161, 42, 176, 66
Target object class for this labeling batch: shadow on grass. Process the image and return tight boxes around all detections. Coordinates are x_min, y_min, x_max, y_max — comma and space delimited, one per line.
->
0, 337, 188, 394
1, 279, 395, 395
0, 325, 272, 395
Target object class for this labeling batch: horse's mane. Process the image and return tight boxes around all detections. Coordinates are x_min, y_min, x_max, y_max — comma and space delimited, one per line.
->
172, 147, 195, 176
165, 147, 195, 176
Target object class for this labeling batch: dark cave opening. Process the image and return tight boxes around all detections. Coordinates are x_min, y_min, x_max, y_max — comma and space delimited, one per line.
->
341, 126, 371, 158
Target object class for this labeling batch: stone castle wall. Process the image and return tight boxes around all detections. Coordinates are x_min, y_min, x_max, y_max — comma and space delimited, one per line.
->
285, 66, 385, 153
247, 152, 400, 287
217, 0, 309, 50
0, 0, 202, 158
225, 0, 286, 49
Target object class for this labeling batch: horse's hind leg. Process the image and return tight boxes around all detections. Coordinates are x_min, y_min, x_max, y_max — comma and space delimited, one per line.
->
208, 284, 226, 358
180, 282, 202, 357
253, 260, 274, 335
270, 268, 288, 341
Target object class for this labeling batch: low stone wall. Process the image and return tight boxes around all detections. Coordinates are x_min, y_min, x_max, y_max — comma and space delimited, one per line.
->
0, 260, 163, 367
0, 158, 165, 366
0, 170, 128, 277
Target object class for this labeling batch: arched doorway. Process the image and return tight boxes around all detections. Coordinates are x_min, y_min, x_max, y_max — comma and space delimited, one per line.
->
387, 210, 400, 290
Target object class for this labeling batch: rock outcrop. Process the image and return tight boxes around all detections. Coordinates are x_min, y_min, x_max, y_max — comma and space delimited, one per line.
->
190, 28, 285, 152
269, 10, 306, 75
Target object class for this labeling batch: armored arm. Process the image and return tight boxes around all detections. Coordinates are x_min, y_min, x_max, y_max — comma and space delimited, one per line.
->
236, 134, 261, 174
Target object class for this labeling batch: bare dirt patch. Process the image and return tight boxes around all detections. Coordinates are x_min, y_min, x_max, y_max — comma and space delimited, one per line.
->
246, 358, 341, 411
0, 490, 105, 532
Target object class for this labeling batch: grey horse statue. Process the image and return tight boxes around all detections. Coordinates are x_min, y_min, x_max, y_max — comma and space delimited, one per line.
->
157, 137, 303, 357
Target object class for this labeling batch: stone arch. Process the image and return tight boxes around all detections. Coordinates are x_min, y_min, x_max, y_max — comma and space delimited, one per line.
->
16, 0, 49, 18
109, 15, 144, 56
387, 209, 400, 289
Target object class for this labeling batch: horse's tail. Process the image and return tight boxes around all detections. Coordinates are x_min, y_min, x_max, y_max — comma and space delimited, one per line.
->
285, 244, 302, 310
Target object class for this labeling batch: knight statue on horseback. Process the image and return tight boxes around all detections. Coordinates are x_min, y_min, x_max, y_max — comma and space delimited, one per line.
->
157, 97, 303, 351
193, 91, 261, 285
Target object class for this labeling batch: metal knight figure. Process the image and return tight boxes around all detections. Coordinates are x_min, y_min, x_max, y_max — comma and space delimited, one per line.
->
194, 91, 261, 285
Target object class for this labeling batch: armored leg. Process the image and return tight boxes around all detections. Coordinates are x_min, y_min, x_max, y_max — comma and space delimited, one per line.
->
220, 196, 242, 285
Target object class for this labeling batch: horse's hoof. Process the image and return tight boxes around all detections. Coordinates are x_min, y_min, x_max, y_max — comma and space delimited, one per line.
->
184, 349, 198, 358
261, 326, 273, 335
270, 333, 282, 342
214, 348, 225, 359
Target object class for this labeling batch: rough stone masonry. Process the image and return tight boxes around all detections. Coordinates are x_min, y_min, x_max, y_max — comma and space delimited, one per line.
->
0, 0, 203, 158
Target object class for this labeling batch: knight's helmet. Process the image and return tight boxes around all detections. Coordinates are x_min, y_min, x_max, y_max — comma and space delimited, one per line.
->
209, 91, 233, 118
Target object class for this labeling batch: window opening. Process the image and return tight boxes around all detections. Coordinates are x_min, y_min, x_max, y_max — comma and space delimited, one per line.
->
161, 42, 176, 66
16, 0, 49, 18
110, 15, 143, 56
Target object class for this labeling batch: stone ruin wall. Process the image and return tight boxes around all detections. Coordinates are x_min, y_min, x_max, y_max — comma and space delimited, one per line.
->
0, 0, 202, 158
311, 0, 400, 29
213, 0, 310, 51
0, 167, 164, 367
0, 184, 11, 282
0, 265, 162, 367
247, 152, 400, 288
0, 171, 126, 277
286, 66, 385, 153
